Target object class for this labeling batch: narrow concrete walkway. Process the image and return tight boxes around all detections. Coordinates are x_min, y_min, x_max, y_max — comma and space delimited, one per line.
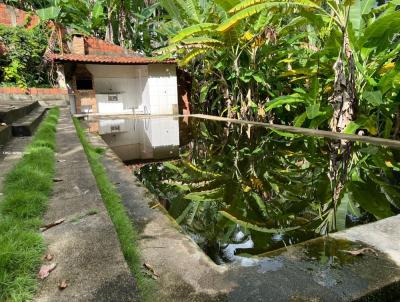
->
35, 108, 138, 302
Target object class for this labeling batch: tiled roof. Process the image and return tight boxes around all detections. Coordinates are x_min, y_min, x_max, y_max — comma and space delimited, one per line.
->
48, 53, 175, 65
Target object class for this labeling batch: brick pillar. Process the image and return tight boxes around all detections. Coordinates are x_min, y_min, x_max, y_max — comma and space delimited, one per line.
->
177, 68, 191, 115
72, 35, 85, 55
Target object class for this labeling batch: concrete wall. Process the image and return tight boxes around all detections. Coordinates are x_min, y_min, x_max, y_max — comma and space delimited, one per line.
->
87, 64, 148, 114
85, 64, 178, 115
0, 88, 69, 107
147, 64, 178, 115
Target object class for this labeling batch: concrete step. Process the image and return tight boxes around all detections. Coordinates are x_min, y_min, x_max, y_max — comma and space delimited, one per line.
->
0, 101, 39, 124
12, 106, 47, 137
0, 125, 12, 149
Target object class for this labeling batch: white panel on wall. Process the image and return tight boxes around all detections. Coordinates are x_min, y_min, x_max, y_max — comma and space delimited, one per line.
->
86, 64, 150, 114
147, 64, 178, 115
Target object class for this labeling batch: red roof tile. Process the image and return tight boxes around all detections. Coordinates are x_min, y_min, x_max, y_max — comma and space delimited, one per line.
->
48, 53, 176, 65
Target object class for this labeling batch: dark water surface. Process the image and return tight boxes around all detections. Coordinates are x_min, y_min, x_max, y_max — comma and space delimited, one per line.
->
88, 116, 400, 264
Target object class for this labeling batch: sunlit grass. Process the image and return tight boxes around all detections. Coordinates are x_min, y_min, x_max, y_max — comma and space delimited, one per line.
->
0, 108, 60, 302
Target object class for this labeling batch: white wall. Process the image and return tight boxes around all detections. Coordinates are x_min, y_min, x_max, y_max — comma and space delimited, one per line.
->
86, 64, 148, 114
86, 64, 178, 115
147, 64, 178, 115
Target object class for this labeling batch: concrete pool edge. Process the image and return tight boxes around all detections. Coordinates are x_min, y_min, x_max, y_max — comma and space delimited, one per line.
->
82, 119, 400, 301
79, 112, 400, 149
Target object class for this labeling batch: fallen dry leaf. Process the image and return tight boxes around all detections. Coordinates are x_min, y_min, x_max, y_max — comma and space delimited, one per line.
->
58, 279, 69, 290
143, 262, 160, 279
41, 218, 65, 232
44, 254, 54, 261
38, 263, 57, 279
342, 247, 378, 256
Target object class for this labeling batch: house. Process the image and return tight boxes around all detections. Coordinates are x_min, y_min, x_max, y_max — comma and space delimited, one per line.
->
49, 35, 181, 115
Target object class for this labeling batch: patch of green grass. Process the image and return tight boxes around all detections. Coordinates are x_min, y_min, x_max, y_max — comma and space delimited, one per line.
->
73, 118, 155, 301
0, 108, 60, 302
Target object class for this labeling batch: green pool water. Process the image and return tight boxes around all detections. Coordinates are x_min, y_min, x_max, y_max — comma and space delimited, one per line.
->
89, 116, 400, 264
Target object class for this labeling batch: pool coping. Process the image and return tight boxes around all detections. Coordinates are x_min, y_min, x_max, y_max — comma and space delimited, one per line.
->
82, 117, 400, 302
80, 113, 400, 149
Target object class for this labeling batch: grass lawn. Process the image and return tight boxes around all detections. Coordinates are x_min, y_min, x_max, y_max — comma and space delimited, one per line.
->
73, 117, 155, 301
0, 108, 60, 302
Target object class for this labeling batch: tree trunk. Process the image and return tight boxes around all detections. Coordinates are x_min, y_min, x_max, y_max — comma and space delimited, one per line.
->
105, 8, 114, 43
327, 32, 357, 231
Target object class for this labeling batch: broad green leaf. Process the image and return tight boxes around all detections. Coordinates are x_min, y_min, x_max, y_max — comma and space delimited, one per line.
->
92, 1, 104, 20
363, 90, 382, 106
363, 11, 400, 51
170, 23, 218, 43
265, 95, 305, 112
252, 74, 265, 84
199, 84, 209, 104
219, 211, 300, 233
361, 0, 376, 14
349, 0, 375, 33
349, 0, 363, 33
229, 0, 320, 13
348, 181, 393, 219
179, 49, 209, 66
181, 37, 223, 46
336, 193, 350, 231
184, 188, 223, 202
250, 192, 268, 218
36, 6, 61, 20
218, 1, 322, 32
343, 121, 360, 134
294, 111, 307, 127
164, 162, 182, 173
383, 118, 393, 139
215, 0, 241, 10
306, 104, 322, 119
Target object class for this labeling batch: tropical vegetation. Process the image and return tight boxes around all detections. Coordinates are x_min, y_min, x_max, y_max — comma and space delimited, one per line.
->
0, 23, 50, 87
2, 0, 400, 255
136, 118, 400, 262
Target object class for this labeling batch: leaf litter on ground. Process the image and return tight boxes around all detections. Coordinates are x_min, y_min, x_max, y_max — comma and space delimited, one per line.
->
143, 262, 160, 279
38, 263, 57, 279
58, 279, 69, 290
342, 247, 378, 256
41, 218, 65, 232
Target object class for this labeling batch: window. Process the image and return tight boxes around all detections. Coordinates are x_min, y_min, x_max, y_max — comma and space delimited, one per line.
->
108, 94, 119, 102
110, 125, 120, 132
76, 79, 93, 90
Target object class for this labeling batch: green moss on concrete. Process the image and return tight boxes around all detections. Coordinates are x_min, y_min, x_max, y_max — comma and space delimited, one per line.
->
0, 108, 60, 302
73, 117, 155, 301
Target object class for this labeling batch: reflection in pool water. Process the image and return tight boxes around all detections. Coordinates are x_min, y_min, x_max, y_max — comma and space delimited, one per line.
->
89, 116, 400, 264
90, 117, 180, 162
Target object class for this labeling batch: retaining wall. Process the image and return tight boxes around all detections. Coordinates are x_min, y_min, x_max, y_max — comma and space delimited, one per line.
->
0, 87, 70, 107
